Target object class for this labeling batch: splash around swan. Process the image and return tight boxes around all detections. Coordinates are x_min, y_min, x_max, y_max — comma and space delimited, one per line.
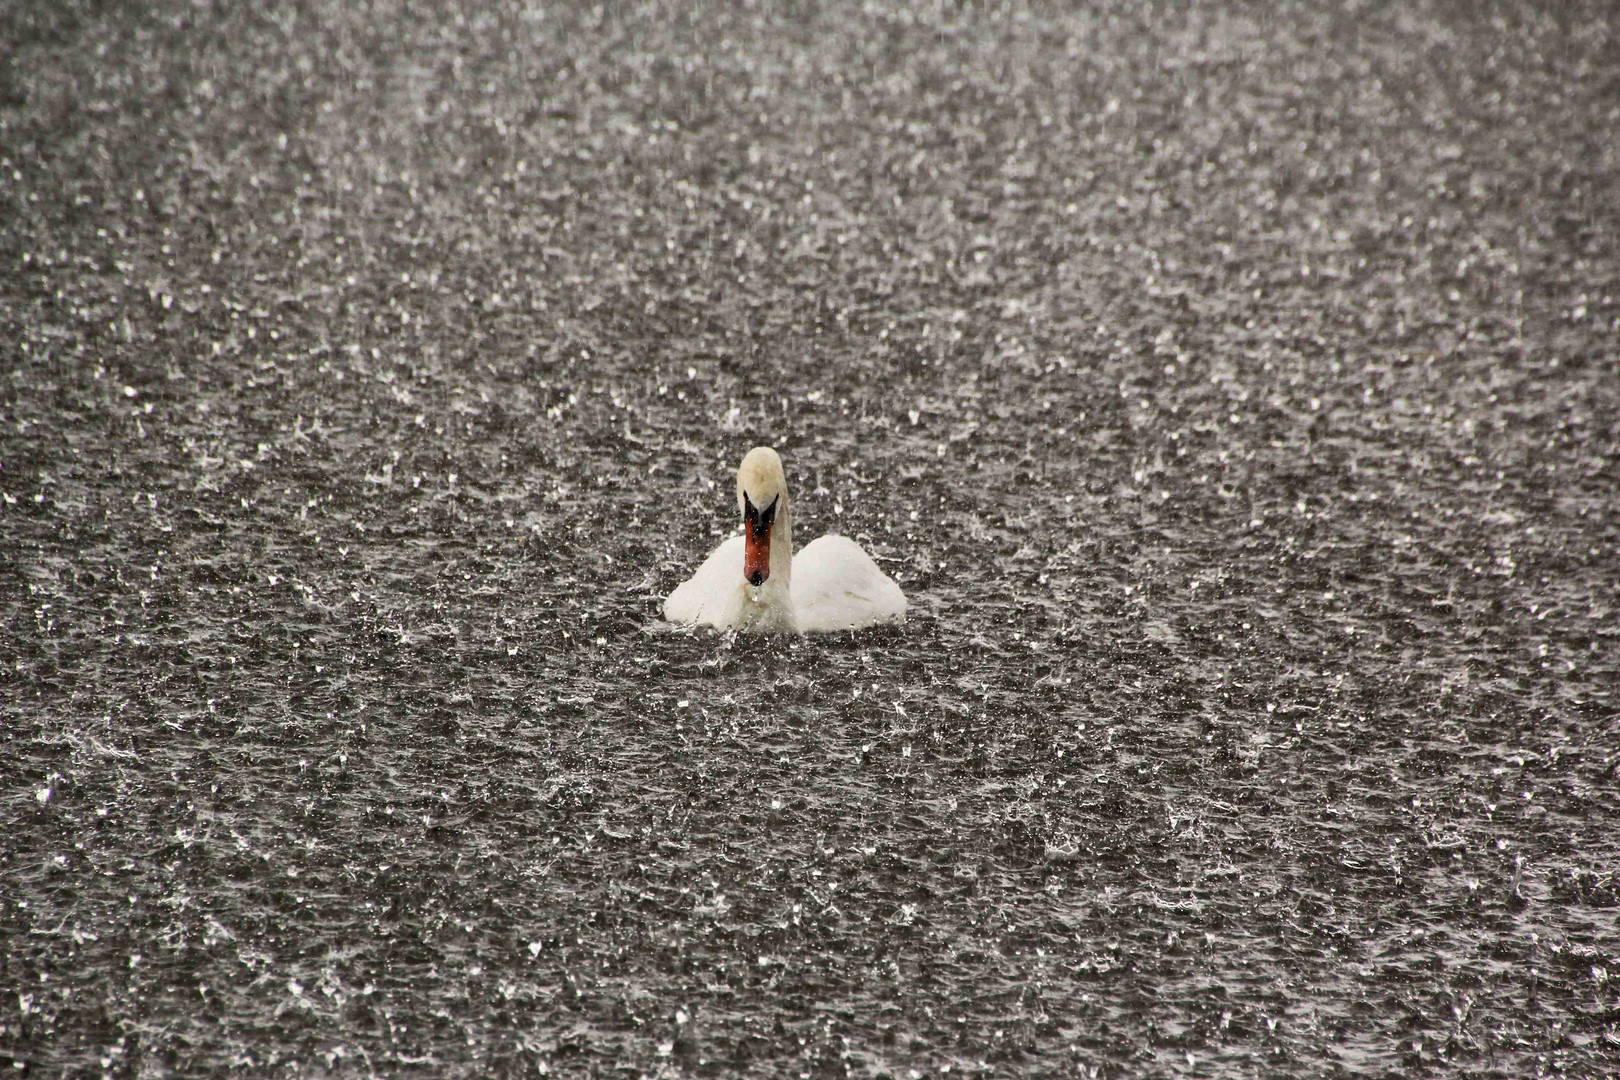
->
663, 447, 908, 634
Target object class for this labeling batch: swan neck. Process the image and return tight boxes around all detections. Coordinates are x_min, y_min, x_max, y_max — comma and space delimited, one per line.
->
772, 498, 793, 583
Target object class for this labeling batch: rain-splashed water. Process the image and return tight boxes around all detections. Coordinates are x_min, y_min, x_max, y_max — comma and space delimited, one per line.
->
3, 1, 1618, 1076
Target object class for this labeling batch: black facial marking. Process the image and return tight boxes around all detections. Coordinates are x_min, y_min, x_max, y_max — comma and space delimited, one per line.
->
743, 494, 778, 541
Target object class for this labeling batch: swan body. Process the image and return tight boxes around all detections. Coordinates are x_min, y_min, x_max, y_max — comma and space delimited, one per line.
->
664, 447, 907, 634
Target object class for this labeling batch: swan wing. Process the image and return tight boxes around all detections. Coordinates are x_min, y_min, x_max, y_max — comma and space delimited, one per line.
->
664, 535, 745, 628
791, 535, 908, 633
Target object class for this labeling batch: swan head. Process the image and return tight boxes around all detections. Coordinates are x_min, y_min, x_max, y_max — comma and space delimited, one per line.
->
737, 446, 790, 588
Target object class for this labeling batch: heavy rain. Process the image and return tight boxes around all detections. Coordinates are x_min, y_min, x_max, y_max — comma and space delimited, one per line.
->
2, 1, 1617, 1076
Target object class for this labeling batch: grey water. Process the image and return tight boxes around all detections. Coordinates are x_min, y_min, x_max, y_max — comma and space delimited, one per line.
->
3, 2, 1618, 1076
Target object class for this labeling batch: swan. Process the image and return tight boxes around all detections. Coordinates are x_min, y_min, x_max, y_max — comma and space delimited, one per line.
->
664, 446, 908, 634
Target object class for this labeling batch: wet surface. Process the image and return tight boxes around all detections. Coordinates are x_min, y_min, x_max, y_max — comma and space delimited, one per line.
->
3, 1, 1618, 1076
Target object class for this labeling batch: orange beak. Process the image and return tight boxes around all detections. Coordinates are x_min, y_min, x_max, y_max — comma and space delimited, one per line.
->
744, 521, 771, 586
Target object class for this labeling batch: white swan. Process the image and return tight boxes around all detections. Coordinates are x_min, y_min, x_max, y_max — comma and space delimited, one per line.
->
664, 446, 908, 634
